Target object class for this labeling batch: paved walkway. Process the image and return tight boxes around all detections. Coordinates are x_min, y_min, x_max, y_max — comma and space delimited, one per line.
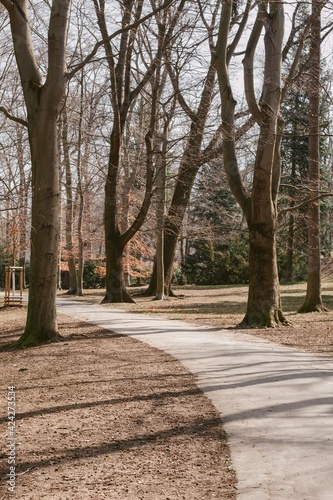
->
57, 297, 333, 500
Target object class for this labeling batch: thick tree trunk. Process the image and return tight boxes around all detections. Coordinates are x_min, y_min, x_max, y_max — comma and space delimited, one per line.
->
102, 239, 134, 303
4, 0, 71, 345
241, 107, 288, 326
215, 0, 287, 328
20, 118, 62, 345
241, 226, 286, 327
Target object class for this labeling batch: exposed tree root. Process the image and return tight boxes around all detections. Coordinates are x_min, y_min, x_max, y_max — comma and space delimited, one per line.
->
298, 302, 329, 314
239, 308, 292, 328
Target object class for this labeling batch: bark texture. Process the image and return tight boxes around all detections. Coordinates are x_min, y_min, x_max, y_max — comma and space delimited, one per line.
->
102, 239, 134, 303
216, 0, 288, 327
2, 0, 71, 344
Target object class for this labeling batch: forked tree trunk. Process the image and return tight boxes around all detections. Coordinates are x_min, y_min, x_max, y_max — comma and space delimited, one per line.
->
93, 0, 185, 303
2, 0, 71, 345
242, 107, 288, 326
216, 0, 288, 327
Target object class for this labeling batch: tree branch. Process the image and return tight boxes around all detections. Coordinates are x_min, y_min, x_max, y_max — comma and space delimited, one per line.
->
215, 0, 251, 218
45, 0, 71, 105
242, 3, 265, 123
0, 106, 28, 127
227, 0, 252, 64
67, 0, 177, 80
279, 192, 333, 217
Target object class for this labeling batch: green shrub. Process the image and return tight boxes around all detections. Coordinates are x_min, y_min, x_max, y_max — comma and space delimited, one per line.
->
182, 236, 249, 285
83, 260, 106, 289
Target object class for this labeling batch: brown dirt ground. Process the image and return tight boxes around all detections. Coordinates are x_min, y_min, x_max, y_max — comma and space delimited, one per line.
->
0, 307, 236, 500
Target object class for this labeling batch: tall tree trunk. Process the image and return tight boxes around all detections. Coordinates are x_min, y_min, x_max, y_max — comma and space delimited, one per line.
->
285, 210, 295, 282
92, 0, 185, 302
1, 0, 71, 345
285, 149, 297, 282
241, 111, 286, 327
103, 122, 134, 302
62, 109, 78, 295
216, 0, 288, 327
23, 116, 61, 343
17, 125, 29, 288
154, 137, 166, 300
75, 70, 86, 297
299, 0, 325, 312
93, 1, 161, 303
76, 186, 85, 297
76, 139, 85, 297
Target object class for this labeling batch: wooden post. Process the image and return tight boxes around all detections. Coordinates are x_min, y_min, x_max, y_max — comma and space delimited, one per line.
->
4, 267, 23, 307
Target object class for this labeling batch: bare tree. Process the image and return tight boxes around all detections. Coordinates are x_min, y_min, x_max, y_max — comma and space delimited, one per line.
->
299, 0, 326, 312
1, 0, 71, 344
146, 0, 222, 296
92, 0, 185, 303
215, 0, 288, 326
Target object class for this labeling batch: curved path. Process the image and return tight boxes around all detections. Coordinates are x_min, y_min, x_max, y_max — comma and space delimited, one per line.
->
58, 297, 333, 500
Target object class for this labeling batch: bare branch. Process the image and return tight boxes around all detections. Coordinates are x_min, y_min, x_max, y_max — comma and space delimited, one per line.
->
242, 3, 265, 123
279, 193, 333, 217
67, 0, 177, 80
0, 105, 28, 127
